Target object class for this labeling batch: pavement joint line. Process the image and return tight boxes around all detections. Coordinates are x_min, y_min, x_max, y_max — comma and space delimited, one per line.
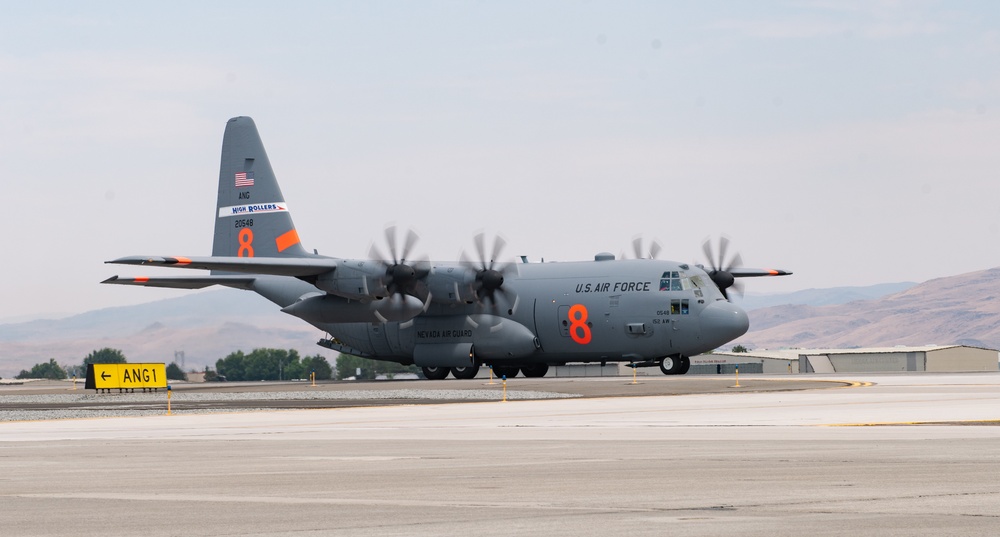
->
823, 419, 1000, 427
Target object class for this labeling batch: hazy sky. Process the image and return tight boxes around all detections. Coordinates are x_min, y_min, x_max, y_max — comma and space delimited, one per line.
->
3, 1, 999, 320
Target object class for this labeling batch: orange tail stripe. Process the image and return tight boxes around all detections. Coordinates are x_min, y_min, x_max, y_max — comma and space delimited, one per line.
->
275, 229, 301, 252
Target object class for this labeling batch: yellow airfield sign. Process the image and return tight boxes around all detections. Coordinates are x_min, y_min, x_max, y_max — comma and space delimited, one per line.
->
86, 363, 167, 391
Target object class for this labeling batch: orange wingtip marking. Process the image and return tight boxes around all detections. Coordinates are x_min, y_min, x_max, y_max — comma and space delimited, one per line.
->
769, 270, 779, 275
135, 277, 150, 283
175, 256, 191, 266
275, 229, 301, 252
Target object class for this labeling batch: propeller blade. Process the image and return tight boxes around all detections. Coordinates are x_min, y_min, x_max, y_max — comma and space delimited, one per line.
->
649, 240, 662, 260
384, 226, 398, 264
489, 235, 506, 270
459, 249, 474, 267
633, 237, 644, 260
474, 233, 487, 269
400, 228, 418, 263
717, 236, 729, 272
368, 243, 388, 266
508, 292, 520, 315
726, 252, 743, 273
731, 281, 746, 300
702, 240, 715, 270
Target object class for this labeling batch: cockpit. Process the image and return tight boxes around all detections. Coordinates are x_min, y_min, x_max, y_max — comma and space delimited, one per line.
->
658, 270, 711, 315
659, 271, 707, 296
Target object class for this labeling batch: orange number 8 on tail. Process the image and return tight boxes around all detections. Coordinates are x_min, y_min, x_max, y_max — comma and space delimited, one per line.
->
238, 228, 254, 257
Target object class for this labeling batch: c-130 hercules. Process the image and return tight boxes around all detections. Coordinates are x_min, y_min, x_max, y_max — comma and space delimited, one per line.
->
104, 117, 790, 379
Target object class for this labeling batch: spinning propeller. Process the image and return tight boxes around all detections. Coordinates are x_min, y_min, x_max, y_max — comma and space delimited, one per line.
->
368, 225, 432, 321
619, 236, 663, 260
699, 236, 792, 301
460, 232, 519, 314
701, 236, 744, 300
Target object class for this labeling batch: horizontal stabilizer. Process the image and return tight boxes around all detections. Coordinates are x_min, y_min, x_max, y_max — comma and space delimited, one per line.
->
106, 255, 338, 277
730, 268, 792, 278
101, 275, 257, 290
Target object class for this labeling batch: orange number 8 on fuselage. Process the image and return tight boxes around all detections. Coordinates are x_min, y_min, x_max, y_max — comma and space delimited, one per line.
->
568, 304, 592, 345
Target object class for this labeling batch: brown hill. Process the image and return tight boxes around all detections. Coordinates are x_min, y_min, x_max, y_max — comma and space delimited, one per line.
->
736, 267, 1000, 350
0, 290, 321, 378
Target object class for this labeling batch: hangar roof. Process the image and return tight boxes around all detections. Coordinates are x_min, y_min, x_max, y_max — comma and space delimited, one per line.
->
712, 345, 997, 362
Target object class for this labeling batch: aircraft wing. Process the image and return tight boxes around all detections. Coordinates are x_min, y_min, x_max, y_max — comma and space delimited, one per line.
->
730, 268, 792, 278
106, 255, 338, 277
102, 275, 257, 290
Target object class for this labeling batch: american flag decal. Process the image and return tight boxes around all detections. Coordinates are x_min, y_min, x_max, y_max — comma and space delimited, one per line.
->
235, 171, 255, 187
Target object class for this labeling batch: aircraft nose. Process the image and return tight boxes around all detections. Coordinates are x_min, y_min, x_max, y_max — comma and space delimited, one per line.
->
699, 300, 750, 347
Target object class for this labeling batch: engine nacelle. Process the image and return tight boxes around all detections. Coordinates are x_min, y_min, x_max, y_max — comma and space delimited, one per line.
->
426, 265, 478, 304
469, 315, 539, 360
314, 260, 388, 300
281, 293, 423, 323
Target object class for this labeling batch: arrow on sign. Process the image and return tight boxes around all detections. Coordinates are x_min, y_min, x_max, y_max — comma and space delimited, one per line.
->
101, 371, 111, 381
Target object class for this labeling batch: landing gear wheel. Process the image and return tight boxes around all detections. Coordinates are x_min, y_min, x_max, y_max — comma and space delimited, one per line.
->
421, 366, 450, 380
450, 365, 480, 380
677, 356, 690, 375
491, 365, 520, 378
520, 364, 549, 378
659, 356, 683, 375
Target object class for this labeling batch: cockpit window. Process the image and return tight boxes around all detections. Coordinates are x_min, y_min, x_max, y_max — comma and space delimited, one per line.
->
669, 298, 691, 315
661, 271, 697, 292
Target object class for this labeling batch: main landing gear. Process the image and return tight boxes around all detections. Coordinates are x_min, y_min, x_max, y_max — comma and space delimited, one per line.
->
421, 366, 450, 380
659, 355, 690, 375
420, 365, 481, 380
421, 364, 550, 380
491, 365, 520, 379
450, 365, 480, 380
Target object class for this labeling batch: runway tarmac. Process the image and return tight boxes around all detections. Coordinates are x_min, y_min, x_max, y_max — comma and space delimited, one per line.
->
2, 372, 999, 536
0, 376, 842, 418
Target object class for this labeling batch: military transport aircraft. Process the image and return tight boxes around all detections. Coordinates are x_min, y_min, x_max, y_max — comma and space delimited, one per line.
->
104, 117, 790, 379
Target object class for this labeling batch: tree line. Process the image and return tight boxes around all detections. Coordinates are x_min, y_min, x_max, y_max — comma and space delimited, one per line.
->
13, 347, 333, 382
215, 348, 332, 381
14, 348, 133, 380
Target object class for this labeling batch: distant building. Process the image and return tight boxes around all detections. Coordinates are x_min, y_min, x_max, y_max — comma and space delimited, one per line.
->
186, 371, 206, 383
694, 345, 999, 374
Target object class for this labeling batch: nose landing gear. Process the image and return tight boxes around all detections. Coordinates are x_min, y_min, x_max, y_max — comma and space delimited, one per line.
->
659, 355, 690, 375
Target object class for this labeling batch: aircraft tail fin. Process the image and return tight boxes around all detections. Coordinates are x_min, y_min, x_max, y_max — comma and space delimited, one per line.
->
213, 117, 309, 259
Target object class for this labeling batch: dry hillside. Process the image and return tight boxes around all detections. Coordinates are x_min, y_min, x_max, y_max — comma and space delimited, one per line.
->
736, 267, 1000, 350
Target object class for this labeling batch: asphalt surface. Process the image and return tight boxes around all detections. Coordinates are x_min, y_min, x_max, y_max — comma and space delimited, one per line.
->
0, 375, 843, 414
2, 372, 998, 537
